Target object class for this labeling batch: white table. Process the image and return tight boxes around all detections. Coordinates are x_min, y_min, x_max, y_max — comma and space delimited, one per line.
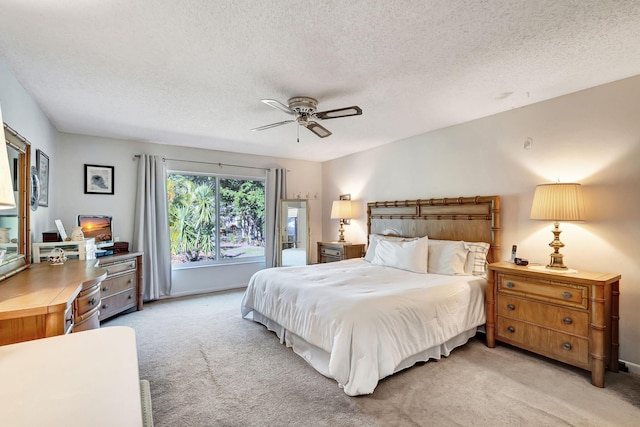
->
0, 326, 143, 427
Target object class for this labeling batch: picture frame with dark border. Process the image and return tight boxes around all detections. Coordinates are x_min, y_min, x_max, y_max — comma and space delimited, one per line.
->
36, 149, 49, 207
84, 164, 114, 195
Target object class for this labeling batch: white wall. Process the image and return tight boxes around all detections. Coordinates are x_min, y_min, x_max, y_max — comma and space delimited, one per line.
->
0, 59, 58, 242
56, 134, 323, 296
322, 75, 640, 370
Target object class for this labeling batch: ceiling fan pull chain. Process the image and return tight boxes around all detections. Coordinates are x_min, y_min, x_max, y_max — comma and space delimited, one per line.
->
297, 122, 300, 143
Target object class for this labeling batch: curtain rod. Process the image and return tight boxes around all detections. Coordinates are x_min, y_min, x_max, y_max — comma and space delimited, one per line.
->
134, 155, 271, 172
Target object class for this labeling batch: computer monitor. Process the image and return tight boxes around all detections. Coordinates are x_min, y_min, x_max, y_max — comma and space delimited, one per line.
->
77, 215, 113, 247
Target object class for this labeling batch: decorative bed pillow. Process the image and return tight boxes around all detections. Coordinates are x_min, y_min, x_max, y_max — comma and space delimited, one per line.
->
364, 234, 418, 262
371, 236, 428, 274
463, 241, 491, 276
427, 240, 469, 275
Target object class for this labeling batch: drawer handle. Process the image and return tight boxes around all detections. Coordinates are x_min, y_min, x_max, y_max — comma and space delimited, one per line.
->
507, 326, 515, 333
128, 294, 133, 300
563, 317, 573, 325
88, 297, 96, 306
102, 286, 109, 292
507, 304, 515, 311
102, 303, 109, 309
562, 342, 572, 351
506, 281, 515, 289
562, 291, 572, 299
128, 279, 133, 284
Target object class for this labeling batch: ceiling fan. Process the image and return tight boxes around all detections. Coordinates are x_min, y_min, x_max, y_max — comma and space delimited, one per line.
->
251, 96, 362, 141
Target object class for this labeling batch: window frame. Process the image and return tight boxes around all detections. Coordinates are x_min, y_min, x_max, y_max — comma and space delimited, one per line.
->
168, 169, 266, 269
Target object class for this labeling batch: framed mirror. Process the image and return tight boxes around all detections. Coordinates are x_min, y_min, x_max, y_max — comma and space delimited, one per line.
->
0, 123, 31, 279
279, 199, 309, 267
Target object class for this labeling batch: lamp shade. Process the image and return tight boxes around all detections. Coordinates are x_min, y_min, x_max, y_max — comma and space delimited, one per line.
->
0, 103, 16, 209
530, 183, 585, 221
330, 200, 353, 219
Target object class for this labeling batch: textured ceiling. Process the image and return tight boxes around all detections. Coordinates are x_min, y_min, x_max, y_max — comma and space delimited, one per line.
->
1, 0, 640, 162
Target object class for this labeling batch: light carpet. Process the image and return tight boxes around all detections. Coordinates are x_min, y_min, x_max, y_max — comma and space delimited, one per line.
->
104, 289, 640, 427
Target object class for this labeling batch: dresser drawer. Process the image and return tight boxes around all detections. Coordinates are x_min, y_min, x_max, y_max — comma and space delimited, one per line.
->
101, 259, 137, 276
496, 317, 589, 366
100, 290, 137, 320
498, 274, 588, 309
75, 285, 101, 317
101, 272, 137, 298
496, 294, 589, 337
320, 247, 343, 257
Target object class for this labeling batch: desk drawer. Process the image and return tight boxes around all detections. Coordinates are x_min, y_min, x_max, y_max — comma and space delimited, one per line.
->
498, 274, 588, 309
75, 285, 100, 317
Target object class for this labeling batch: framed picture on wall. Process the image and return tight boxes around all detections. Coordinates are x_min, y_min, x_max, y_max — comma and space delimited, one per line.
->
84, 164, 114, 195
36, 149, 49, 207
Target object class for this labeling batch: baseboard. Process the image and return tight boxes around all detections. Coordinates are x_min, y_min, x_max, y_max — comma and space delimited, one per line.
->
620, 359, 640, 375
164, 285, 247, 299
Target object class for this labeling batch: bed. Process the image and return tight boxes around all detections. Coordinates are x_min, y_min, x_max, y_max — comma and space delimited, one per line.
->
241, 196, 501, 396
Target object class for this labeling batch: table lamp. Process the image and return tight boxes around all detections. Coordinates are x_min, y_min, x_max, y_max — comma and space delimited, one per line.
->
330, 200, 353, 242
530, 183, 585, 270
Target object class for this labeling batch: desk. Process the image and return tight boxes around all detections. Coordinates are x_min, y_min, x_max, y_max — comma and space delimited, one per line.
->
0, 260, 107, 345
0, 326, 144, 427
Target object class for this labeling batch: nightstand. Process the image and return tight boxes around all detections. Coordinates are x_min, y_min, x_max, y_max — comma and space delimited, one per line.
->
317, 241, 365, 263
486, 261, 621, 387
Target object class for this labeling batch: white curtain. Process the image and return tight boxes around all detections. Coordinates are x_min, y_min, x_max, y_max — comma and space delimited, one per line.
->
132, 154, 172, 300
265, 168, 287, 268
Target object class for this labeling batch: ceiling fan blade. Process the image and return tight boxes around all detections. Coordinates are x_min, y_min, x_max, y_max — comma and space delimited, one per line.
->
261, 99, 296, 116
305, 121, 332, 138
251, 119, 296, 131
315, 105, 362, 120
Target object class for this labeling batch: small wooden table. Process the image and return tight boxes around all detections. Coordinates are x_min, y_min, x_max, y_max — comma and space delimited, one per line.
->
317, 241, 365, 263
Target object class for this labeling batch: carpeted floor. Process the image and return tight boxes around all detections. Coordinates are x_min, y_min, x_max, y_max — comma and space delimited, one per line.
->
105, 289, 640, 427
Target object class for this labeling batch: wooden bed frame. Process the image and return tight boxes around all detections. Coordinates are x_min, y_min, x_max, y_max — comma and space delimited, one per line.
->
367, 195, 501, 263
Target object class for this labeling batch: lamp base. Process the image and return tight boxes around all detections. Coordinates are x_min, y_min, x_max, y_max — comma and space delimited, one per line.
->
546, 221, 568, 270
337, 221, 346, 243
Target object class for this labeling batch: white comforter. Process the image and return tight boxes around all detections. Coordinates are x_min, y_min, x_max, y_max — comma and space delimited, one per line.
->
241, 259, 486, 396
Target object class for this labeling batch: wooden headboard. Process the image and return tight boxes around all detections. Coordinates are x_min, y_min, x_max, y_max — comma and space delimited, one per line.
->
366, 196, 501, 263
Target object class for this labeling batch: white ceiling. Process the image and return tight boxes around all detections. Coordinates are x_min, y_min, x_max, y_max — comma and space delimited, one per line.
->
1, 1, 640, 162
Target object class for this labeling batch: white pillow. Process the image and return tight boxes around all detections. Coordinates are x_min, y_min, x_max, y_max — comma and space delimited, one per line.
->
463, 241, 491, 276
364, 234, 417, 262
428, 240, 469, 275
371, 236, 428, 274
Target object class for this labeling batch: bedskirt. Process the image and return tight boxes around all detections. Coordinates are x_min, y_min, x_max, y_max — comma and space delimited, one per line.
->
246, 310, 478, 386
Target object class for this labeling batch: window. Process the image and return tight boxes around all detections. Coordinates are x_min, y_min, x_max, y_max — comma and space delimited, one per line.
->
167, 172, 265, 266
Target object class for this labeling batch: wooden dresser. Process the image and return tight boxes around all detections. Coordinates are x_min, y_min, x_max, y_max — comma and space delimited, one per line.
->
486, 261, 621, 387
98, 252, 143, 321
0, 260, 107, 345
317, 241, 365, 263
